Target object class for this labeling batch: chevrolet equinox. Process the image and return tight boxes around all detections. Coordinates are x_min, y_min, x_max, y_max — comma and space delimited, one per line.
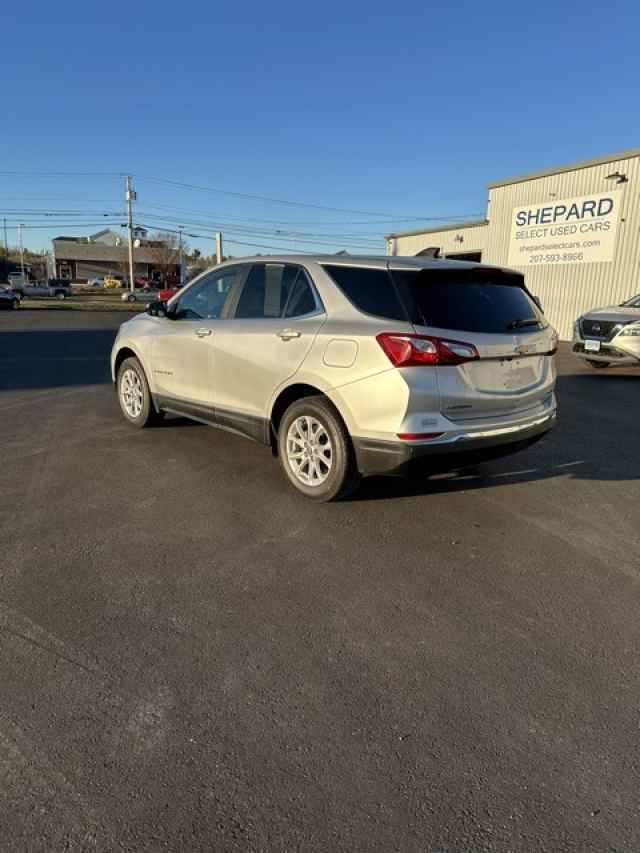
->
111, 255, 558, 500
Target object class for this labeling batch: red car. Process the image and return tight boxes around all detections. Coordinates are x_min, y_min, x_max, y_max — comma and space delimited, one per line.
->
158, 284, 183, 301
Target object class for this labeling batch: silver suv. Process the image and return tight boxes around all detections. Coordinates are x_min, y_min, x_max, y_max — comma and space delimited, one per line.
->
572, 292, 640, 368
111, 256, 557, 500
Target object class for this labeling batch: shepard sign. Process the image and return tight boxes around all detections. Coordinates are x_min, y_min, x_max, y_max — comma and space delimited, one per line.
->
508, 191, 621, 267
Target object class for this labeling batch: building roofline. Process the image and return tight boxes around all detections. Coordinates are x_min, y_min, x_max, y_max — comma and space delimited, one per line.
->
385, 218, 488, 240
488, 147, 640, 189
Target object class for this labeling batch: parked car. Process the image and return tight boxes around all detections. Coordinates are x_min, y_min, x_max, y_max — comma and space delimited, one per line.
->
111, 256, 558, 501
121, 289, 159, 304
88, 276, 106, 287
572, 293, 640, 368
11, 279, 72, 299
1, 283, 21, 300
104, 275, 124, 289
0, 287, 20, 310
7, 272, 27, 290
158, 284, 183, 301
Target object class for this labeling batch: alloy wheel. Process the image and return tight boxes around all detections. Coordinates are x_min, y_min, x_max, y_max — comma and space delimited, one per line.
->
286, 415, 333, 486
120, 368, 144, 418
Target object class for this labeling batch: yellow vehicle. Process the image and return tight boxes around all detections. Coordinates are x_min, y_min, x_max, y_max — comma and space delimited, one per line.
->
104, 275, 123, 289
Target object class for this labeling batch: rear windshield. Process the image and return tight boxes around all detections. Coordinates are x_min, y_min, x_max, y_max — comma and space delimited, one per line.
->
323, 264, 544, 333
391, 268, 545, 334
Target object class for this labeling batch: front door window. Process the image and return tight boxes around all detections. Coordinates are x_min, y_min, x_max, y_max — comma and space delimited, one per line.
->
172, 266, 242, 320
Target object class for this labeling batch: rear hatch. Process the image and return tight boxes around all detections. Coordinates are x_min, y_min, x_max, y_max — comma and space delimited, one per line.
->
390, 266, 556, 422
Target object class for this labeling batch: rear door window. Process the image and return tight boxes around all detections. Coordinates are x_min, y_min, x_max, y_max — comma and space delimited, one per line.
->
391, 268, 544, 333
234, 264, 310, 319
283, 270, 318, 317
322, 265, 407, 321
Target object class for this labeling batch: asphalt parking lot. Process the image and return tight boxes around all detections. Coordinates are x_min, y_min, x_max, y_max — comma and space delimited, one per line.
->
1, 310, 639, 853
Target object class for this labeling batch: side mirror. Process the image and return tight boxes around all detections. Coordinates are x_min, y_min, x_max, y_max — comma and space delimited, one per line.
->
147, 300, 167, 317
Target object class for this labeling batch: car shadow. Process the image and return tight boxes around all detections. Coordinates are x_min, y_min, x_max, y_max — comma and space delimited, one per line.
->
346, 450, 639, 501
154, 415, 202, 429
0, 328, 116, 391
347, 464, 567, 502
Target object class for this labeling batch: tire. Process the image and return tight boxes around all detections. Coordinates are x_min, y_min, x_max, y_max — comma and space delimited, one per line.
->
277, 395, 360, 502
127, 293, 136, 303
11, 299, 19, 310
116, 356, 161, 428
56, 291, 66, 300
586, 360, 610, 368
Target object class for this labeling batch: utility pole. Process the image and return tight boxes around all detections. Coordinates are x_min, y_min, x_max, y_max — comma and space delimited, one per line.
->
19, 224, 25, 282
178, 226, 184, 286
2, 217, 7, 258
126, 175, 136, 293
215, 231, 223, 265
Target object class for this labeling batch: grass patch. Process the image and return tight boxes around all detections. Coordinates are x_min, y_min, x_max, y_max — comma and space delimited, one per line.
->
20, 289, 146, 312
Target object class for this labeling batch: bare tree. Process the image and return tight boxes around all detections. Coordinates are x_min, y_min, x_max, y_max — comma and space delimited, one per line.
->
148, 232, 189, 285
5, 245, 48, 280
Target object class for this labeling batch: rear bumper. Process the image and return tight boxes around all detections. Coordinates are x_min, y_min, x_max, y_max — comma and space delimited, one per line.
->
353, 409, 556, 476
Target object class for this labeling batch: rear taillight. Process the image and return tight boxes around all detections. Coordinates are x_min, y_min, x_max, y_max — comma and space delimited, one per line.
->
376, 333, 479, 367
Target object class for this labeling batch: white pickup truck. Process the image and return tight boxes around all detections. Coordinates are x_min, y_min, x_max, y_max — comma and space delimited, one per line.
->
8, 277, 72, 299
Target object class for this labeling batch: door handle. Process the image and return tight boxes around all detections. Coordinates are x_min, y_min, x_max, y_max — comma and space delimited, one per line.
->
277, 329, 301, 341
195, 328, 212, 338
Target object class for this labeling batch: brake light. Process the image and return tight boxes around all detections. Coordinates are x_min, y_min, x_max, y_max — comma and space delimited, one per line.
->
376, 333, 479, 367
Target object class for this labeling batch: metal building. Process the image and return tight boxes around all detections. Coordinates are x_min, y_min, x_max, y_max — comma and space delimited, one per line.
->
386, 149, 640, 339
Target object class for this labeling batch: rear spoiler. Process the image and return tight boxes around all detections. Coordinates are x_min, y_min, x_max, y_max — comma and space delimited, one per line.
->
470, 266, 542, 311
394, 264, 545, 314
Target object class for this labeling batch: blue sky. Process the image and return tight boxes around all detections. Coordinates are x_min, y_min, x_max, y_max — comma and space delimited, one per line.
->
2, 0, 639, 255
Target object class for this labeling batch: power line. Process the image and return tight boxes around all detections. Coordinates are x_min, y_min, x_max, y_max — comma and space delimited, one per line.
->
0, 201, 480, 231
134, 209, 384, 240
0, 194, 123, 202
3, 214, 383, 250
0, 170, 126, 177
134, 222, 329, 255
0, 169, 482, 225
139, 175, 439, 220
139, 200, 481, 227
137, 214, 383, 250
0, 195, 482, 226
0, 206, 385, 244
2, 222, 124, 229
0, 213, 383, 249
0, 210, 124, 217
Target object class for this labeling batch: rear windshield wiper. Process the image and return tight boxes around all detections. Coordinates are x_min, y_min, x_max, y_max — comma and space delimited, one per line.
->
506, 318, 540, 330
